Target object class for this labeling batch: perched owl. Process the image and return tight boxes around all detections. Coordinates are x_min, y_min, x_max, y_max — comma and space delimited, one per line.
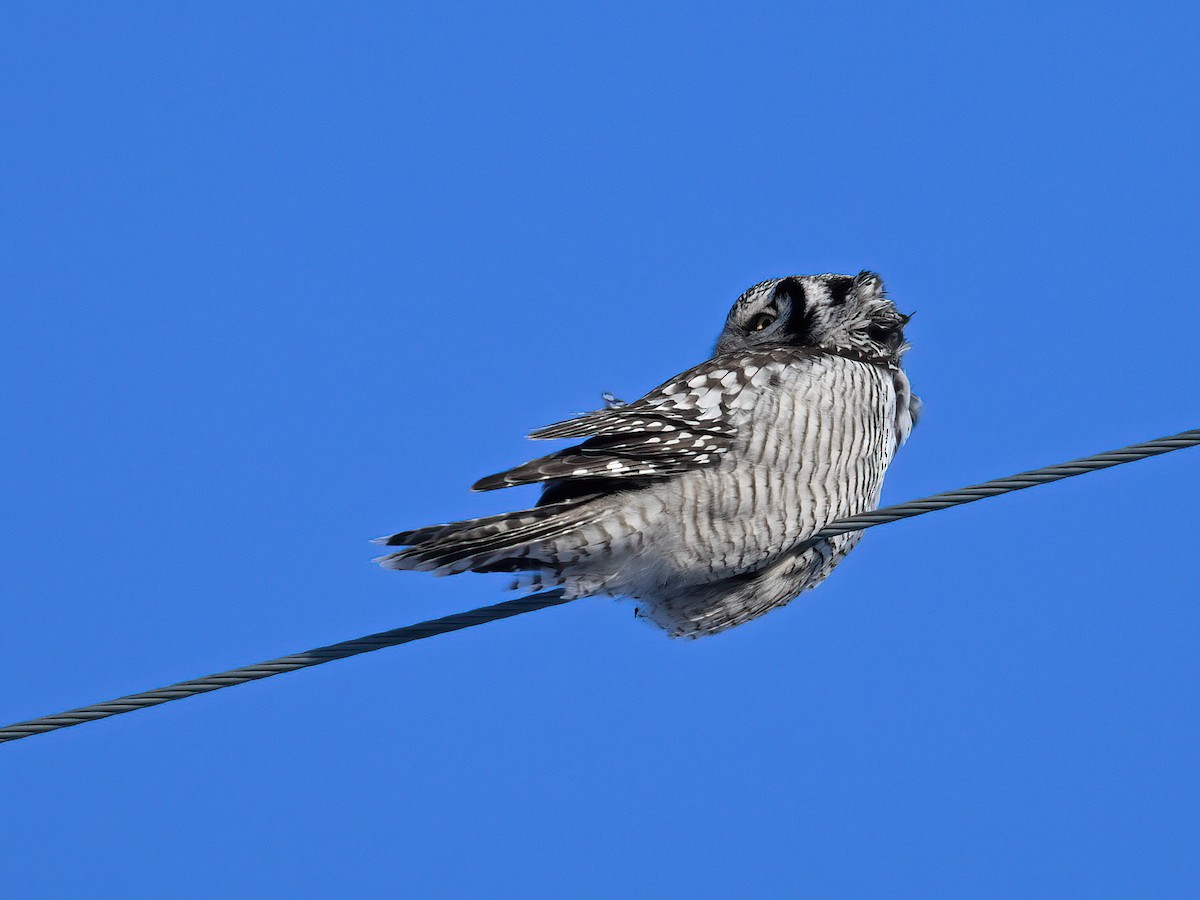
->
376, 271, 920, 637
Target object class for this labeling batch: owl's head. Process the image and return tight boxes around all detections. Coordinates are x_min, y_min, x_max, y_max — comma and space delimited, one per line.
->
714, 271, 911, 362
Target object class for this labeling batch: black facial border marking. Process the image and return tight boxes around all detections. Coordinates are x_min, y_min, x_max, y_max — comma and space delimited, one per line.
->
825, 275, 854, 306
775, 277, 814, 344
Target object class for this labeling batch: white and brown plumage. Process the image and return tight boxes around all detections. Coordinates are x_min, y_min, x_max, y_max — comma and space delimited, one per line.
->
376, 271, 920, 637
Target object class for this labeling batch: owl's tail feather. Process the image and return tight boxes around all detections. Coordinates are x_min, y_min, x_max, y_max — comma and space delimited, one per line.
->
372, 499, 598, 577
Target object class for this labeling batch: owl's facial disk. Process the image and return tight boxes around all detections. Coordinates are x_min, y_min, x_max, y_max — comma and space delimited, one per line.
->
714, 271, 910, 362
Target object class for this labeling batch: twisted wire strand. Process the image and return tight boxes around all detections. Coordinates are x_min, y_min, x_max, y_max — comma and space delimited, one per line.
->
0, 591, 572, 745
1, 427, 1196, 747
794, 428, 1200, 552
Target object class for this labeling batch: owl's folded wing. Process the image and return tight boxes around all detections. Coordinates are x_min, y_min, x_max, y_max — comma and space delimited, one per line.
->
470, 352, 794, 492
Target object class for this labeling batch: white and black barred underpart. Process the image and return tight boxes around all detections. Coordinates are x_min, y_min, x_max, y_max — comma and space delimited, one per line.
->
376, 271, 919, 637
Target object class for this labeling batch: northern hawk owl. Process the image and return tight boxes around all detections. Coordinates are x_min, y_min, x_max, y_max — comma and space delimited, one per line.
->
376, 271, 919, 637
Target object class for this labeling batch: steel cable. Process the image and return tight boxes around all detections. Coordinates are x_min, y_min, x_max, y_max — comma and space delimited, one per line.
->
1, 427, 1196, 746
794, 428, 1200, 551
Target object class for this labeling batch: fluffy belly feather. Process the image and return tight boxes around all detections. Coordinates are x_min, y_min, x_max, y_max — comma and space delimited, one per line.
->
571, 356, 899, 635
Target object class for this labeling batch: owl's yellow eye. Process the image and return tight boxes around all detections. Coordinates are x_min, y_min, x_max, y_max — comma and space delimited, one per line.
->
748, 313, 775, 332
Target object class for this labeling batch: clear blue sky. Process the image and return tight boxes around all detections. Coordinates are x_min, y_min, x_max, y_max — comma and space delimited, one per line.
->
3, 3, 1198, 897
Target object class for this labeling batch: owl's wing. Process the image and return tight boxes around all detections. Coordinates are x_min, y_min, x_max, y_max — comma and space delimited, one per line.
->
470, 351, 791, 492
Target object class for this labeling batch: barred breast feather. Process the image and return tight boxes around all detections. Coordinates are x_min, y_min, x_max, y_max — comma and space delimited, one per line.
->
622, 350, 903, 635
